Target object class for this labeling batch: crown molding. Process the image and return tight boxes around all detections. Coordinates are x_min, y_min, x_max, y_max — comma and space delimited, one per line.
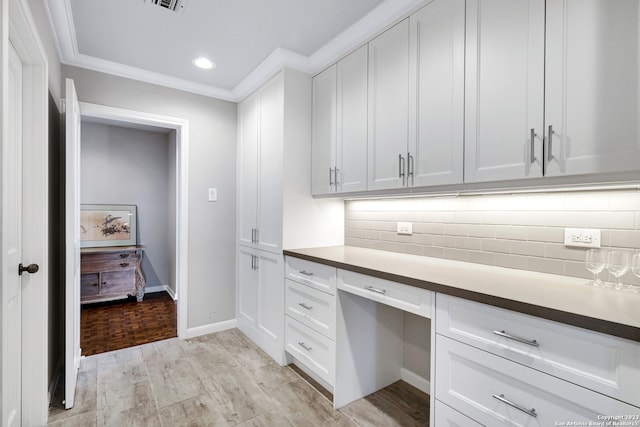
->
45, 0, 429, 102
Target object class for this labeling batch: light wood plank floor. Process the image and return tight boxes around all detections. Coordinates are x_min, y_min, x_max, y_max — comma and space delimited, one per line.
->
48, 328, 429, 426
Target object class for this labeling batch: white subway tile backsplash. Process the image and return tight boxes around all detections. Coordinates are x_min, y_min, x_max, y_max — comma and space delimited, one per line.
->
344, 189, 640, 279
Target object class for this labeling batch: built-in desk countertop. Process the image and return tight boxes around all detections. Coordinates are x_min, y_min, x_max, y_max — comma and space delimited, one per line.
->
283, 246, 640, 343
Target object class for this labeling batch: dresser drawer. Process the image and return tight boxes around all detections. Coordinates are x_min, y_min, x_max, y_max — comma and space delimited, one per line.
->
81, 273, 100, 297
81, 258, 137, 274
82, 252, 139, 262
434, 400, 482, 427
338, 270, 432, 318
436, 294, 640, 406
285, 316, 334, 386
285, 257, 336, 295
285, 279, 335, 339
435, 335, 640, 426
101, 270, 135, 294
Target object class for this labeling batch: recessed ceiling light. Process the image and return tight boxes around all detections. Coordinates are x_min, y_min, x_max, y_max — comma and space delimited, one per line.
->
193, 57, 215, 70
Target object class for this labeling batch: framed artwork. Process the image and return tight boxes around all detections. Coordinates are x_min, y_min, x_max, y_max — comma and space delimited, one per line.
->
80, 204, 137, 248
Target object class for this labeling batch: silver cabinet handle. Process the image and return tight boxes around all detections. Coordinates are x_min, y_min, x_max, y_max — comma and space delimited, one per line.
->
329, 167, 334, 187
492, 394, 537, 418
365, 285, 386, 295
547, 125, 554, 162
251, 255, 255, 270
299, 270, 314, 276
251, 228, 255, 243
407, 152, 414, 186
493, 330, 539, 347
398, 154, 405, 185
255, 228, 259, 243
334, 168, 340, 186
298, 342, 312, 351
530, 128, 537, 163
298, 302, 313, 310
254, 255, 259, 271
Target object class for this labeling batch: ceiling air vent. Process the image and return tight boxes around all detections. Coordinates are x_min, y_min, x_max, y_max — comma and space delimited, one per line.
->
145, 0, 188, 13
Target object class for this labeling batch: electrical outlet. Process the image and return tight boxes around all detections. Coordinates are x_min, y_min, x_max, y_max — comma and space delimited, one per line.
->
564, 228, 601, 248
397, 222, 413, 235
208, 188, 217, 202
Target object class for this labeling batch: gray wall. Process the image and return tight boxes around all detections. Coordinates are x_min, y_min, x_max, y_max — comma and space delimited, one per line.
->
80, 122, 171, 290
64, 65, 237, 328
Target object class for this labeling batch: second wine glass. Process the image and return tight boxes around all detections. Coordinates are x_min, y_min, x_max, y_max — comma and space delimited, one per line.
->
585, 249, 606, 286
607, 250, 630, 290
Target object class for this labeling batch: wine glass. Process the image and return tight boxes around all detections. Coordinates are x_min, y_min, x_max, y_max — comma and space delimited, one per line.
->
607, 250, 631, 290
629, 252, 640, 293
585, 249, 606, 287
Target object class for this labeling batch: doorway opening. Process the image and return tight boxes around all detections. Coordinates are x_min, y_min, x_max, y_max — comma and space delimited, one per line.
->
76, 102, 189, 354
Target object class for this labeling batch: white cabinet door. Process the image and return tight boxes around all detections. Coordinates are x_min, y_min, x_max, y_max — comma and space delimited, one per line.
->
236, 246, 258, 325
409, 0, 465, 187
337, 45, 368, 193
544, 0, 640, 176
237, 93, 259, 247
464, 0, 545, 183
367, 19, 410, 191
256, 250, 284, 347
311, 65, 337, 195
257, 73, 284, 254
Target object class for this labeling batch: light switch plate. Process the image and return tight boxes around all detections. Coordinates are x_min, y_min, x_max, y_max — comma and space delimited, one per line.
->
564, 228, 601, 248
208, 188, 217, 202
397, 222, 412, 235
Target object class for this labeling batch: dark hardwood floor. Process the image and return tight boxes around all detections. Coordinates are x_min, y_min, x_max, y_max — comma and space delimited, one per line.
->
80, 291, 177, 356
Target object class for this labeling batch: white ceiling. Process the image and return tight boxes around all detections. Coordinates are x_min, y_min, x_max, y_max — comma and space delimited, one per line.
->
45, 0, 428, 101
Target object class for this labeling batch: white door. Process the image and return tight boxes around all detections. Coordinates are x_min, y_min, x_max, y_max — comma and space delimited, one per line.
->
2, 42, 24, 427
337, 45, 368, 193
236, 246, 258, 325
464, 0, 545, 183
367, 19, 410, 191
409, 0, 465, 187
311, 65, 337, 195
237, 93, 259, 247
257, 73, 283, 254
256, 250, 284, 346
544, 0, 640, 176
65, 78, 82, 409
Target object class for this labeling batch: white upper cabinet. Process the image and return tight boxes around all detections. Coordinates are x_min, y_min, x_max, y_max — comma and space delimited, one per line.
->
237, 92, 260, 247
367, 19, 410, 191
336, 45, 368, 193
311, 46, 368, 195
409, 0, 465, 187
311, 65, 337, 196
464, 0, 546, 183
544, 0, 640, 176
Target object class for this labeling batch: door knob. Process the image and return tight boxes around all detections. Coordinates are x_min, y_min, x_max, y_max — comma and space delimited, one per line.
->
18, 263, 39, 276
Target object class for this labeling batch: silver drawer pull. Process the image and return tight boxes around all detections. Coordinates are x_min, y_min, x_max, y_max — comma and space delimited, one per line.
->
119, 253, 130, 259
119, 262, 130, 268
297, 342, 312, 351
365, 285, 386, 295
493, 330, 539, 347
298, 302, 313, 310
492, 394, 537, 418
299, 270, 314, 276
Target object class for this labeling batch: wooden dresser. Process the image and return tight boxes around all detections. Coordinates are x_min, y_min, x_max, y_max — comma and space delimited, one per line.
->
80, 245, 145, 304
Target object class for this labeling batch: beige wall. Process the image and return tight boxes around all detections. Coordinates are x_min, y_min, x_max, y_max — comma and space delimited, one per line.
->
345, 189, 640, 286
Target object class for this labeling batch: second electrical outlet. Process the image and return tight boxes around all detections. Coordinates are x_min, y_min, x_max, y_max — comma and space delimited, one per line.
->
397, 222, 413, 235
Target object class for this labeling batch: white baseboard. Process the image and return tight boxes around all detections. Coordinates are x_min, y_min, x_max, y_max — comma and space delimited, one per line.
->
184, 319, 237, 339
143, 285, 177, 300
401, 367, 430, 394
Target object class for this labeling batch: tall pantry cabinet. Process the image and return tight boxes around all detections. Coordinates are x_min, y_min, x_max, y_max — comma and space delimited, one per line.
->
236, 68, 343, 364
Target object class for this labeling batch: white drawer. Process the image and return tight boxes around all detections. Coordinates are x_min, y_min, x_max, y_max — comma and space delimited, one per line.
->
434, 400, 483, 427
337, 270, 433, 318
285, 279, 335, 340
285, 316, 335, 386
436, 335, 640, 426
436, 294, 640, 406
285, 257, 336, 295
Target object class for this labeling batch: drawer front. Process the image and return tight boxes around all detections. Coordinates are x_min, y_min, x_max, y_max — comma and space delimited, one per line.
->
81, 259, 137, 274
436, 335, 640, 426
436, 294, 640, 406
285, 316, 334, 386
434, 400, 483, 427
338, 270, 432, 318
81, 252, 139, 262
81, 273, 100, 297
101, 269, 135, 295
286, 279, 335, 339
285, 257, 336, 295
